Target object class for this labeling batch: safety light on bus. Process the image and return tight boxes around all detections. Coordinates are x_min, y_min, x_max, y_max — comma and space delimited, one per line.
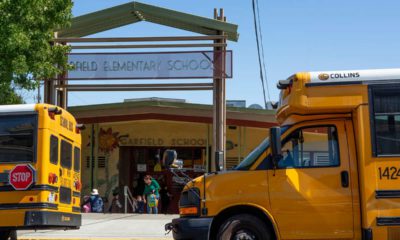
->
48, 106, 62, 120
75, 124, 86, 134
74, 180, 81, 191
179, 206, 198, 216
48, 173, 58, 184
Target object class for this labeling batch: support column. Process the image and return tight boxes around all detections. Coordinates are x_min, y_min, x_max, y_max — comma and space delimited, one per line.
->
211, 8, 227, 172
44, 34, 58, 106
56, 41, 68, 109
43, 80, 55, 104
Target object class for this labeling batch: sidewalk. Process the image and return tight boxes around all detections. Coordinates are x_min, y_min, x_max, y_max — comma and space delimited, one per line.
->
19, 213, 176, 240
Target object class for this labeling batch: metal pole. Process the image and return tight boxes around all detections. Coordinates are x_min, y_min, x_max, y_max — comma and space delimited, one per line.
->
56, 41, 68, 109
90, 124, 95, 191
43, 80, 55, 104
211, 8, 227, 171
44, 37, 56, 105
124, 186, 128, 214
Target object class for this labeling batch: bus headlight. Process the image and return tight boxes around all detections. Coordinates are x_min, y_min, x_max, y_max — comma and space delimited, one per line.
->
179, 188, 200, 217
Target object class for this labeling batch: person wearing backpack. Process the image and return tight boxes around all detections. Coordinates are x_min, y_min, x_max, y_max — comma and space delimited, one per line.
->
84, 189, 104, 213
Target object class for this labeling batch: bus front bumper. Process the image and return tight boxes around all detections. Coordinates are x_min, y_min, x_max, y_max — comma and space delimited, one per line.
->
166, 217, 212, 240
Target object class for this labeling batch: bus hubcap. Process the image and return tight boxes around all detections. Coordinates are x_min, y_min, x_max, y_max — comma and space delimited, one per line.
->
233, 230, 256, 240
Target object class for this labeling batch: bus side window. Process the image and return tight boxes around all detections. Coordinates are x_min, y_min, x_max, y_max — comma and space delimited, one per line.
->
279, 126, 339, 168
74, 147, 80, 172
61, 140, 72, 169
50, 135, 59, 164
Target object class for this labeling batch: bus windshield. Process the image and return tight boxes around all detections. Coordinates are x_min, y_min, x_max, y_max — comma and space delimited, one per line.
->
235, 125, 290, 170
0, 114, 36, 163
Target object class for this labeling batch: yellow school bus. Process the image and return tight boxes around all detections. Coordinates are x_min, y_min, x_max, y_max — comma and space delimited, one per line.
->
167, 68, 400, 240
0, 104, 82, 239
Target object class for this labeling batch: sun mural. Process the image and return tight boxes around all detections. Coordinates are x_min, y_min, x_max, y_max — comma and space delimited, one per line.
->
98, 128, 120, 154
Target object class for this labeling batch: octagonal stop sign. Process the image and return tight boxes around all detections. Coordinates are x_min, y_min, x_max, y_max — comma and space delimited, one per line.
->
9, 164, 35, 190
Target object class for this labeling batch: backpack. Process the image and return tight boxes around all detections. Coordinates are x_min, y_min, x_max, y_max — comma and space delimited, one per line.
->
148, 194, 157, 208
91, 196, 103, 213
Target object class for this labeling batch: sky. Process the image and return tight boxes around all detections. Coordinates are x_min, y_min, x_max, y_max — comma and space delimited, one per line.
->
27, 0, 400, 107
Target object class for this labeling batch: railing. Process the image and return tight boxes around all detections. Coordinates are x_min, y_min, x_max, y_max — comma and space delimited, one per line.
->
123, 185, 136, 214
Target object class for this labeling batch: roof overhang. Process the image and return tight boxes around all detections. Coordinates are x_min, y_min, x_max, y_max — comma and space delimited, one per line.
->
58, 1, 239, 42
69, 101, 276, 128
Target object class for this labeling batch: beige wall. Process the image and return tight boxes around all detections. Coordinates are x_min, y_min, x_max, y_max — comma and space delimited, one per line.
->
80, 120, 268, 199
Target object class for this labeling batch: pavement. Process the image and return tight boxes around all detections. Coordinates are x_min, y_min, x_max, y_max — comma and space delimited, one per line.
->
18, 213, 177, 240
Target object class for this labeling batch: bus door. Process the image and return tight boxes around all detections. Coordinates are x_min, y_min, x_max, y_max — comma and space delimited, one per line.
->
72, 146, 81, 213
268, 120, 354, 239
59, 138, 73, 212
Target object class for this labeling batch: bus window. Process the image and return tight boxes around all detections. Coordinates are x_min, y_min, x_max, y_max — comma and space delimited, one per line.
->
61, 140, 72, 169
60, 186, 72, 204
0, 114, 36, 163
74, 147, 80, 172
371, 87, 400, 155
50, 135, 59, 164
279, 126, 339, 168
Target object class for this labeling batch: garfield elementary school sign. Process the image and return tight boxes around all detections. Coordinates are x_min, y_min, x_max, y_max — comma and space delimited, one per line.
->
67, 51, 232, 80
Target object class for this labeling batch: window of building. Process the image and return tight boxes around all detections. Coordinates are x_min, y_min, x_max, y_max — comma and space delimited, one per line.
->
97, 156, 106, 168
86, 156, 94, 168
371, 87, 400, 156
85, 156, 105, 168
278, 126, 339, 168
74, 147, 80, 172
50, 135, 58, 164
61, 140, 72, 169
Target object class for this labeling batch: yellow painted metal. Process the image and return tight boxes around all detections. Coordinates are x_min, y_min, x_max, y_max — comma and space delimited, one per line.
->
0, 104, 82, 228
177, 71, 400, 239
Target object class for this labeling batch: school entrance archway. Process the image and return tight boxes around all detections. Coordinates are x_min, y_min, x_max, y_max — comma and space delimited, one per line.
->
49, 2, 238, 173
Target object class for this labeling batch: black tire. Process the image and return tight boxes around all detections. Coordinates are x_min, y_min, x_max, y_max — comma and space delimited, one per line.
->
0, 230, 17, 240
217, 214, 273, 240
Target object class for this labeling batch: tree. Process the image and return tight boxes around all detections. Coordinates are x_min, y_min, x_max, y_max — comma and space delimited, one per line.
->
0, 84, 24, 104
0, 0, 73, 98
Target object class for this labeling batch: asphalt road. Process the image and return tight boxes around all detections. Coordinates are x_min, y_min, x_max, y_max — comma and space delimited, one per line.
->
19, 213, 177, 240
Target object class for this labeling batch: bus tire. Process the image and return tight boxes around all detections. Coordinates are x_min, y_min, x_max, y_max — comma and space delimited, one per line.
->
217, 214, 273, 240
0, 230, 17, 240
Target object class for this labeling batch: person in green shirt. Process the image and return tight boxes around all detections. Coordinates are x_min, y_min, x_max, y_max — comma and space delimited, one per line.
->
142, 174, 160, 214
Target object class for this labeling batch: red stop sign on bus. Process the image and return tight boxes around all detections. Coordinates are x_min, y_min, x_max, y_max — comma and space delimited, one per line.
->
9, 164, 35, 190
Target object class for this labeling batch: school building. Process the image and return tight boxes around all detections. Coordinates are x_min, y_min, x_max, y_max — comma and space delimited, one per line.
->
69, 98, 276, 213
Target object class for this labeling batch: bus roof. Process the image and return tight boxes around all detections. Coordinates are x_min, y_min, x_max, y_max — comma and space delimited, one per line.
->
309, 68, 400, 84
276, 68, 400, 124
0, 104, 36, 113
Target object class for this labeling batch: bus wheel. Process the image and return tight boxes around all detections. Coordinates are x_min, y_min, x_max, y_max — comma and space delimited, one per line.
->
0, 230, 17, 240
217, 214, 273, 240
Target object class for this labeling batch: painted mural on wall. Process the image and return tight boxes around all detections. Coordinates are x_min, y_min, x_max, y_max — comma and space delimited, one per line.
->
98, 127, 128, 199
99, 128, 121, 153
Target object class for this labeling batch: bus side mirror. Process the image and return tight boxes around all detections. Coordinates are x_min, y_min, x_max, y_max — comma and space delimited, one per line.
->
162, 149, 178, 169
270, 127, 282, 162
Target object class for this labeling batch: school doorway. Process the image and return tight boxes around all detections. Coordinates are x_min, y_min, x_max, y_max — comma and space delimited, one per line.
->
119, 146, 206, 214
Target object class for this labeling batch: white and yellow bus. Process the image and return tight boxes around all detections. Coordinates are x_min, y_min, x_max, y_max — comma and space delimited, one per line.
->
167, 68, 400, 240
0, 104, 83, 239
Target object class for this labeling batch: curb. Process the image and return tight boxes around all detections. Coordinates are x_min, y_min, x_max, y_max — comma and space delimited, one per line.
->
19, 238, 172, 240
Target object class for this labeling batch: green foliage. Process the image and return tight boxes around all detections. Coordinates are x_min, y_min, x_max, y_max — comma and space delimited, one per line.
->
0, 84, 24, 104
0, 0, 73, 91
